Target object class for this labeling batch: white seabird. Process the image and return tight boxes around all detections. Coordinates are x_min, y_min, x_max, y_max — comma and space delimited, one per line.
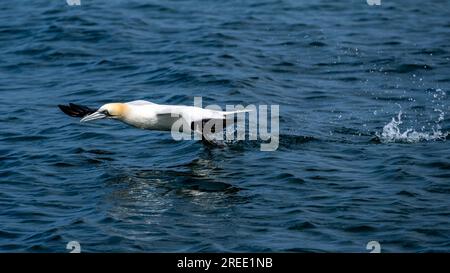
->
58, 100, 249, 142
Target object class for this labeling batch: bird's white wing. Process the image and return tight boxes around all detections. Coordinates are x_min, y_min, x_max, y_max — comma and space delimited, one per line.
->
152, 106, 219, 133
156, 106, 250, 135
126, 100, 156, 106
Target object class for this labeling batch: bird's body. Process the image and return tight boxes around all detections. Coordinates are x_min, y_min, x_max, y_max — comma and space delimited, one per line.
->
119, 100, 230, 131
59, 100, 249, 140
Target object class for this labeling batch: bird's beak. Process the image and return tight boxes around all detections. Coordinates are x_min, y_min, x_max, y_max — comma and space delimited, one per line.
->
80, 111, 107, 123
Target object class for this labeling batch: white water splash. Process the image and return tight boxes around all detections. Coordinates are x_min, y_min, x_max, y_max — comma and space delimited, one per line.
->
377, 111, 448, 143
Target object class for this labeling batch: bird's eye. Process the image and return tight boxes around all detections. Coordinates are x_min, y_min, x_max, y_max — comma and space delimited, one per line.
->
102, 110, 110, 116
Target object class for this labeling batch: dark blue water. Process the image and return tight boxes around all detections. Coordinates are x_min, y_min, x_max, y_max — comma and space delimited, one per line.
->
1, 0, 449, 252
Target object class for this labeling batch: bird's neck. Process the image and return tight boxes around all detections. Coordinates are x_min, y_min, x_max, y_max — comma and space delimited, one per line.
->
118, 104, 158, 129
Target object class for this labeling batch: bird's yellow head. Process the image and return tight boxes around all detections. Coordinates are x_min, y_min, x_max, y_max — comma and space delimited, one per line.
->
80, 103, 129, 122
100, 103, 128, 118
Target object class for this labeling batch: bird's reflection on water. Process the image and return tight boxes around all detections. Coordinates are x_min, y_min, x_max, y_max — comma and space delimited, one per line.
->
101, 147, 247, 226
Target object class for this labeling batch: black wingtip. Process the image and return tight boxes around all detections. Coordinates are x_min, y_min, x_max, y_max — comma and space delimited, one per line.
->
58, 103, 97, 118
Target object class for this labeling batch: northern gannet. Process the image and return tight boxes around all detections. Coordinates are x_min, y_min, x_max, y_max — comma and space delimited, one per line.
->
58, 100, 249, 142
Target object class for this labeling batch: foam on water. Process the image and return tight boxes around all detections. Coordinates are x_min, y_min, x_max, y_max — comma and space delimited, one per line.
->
377, 110, 448, 143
